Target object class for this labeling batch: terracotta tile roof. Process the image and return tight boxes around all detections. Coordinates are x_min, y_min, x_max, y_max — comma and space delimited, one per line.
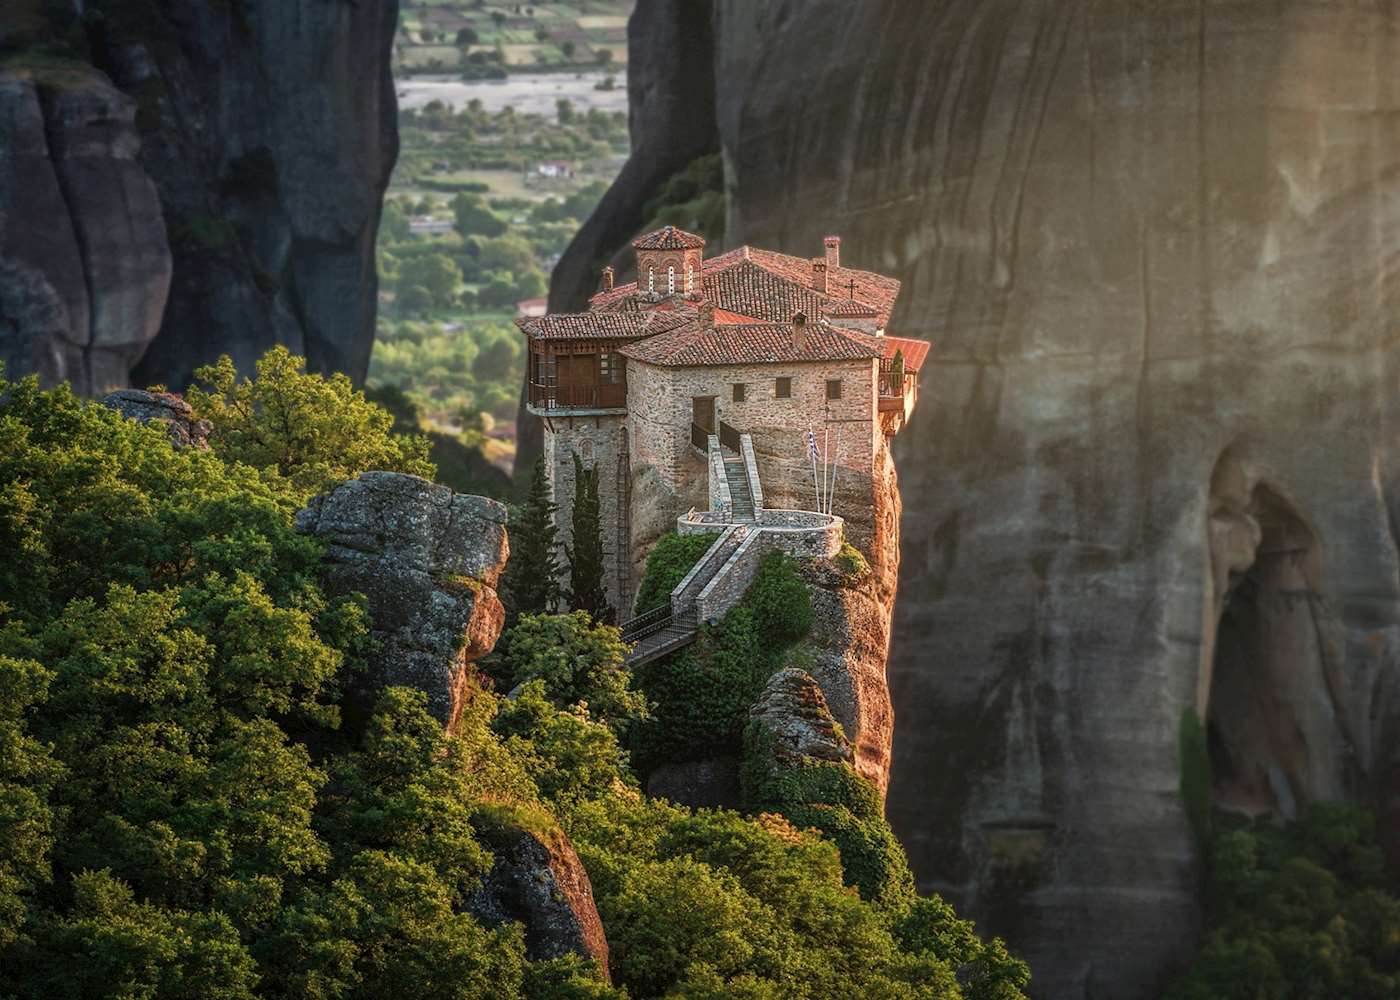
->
632, 225, 707, 250
825, 298, 879, 318
516, 310, 691, 341
590, 243, 901, 326
620, 320, 883, 367
713, 308, 765, 324
880, 336, 931, 372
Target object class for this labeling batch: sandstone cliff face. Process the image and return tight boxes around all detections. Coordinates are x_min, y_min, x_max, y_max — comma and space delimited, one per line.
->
0, 0, 398, 394
558, 3, 1400, 996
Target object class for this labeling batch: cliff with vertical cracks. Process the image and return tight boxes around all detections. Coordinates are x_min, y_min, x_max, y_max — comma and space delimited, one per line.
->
555, 2, 1400, 996
0, 0, 399, 395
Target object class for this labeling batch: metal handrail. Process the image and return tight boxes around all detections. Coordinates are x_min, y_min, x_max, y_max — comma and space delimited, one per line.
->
620, 603, 673, 643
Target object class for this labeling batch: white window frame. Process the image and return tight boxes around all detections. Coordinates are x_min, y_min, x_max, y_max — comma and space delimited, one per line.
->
667, 265, 676, 294
648, 267, 655, 293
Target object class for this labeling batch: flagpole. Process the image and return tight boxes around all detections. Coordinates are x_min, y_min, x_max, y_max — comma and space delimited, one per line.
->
808, 426, 820, 513
822, 426, 831, 515
827, 424, 841, 515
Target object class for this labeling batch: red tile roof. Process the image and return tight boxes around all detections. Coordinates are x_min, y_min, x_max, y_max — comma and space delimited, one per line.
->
825, 298, 879, 318
632, 225, 707, 250
620, 320, 883, 367
516, 310, 691, 341
881, 336, 931, 372
591, 242, 901, 327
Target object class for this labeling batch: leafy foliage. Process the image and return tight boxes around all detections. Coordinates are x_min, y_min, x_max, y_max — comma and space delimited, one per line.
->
188, 347, 433, 499
1165, 805, 1400, 999
632, 552, 811, 768
570, 792, 1022, 998
634, 531, 715, 616
497, 611, 645, 735
0, 367, 1024, 999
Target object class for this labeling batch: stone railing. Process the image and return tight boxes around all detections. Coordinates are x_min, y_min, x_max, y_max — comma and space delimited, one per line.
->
706, 435, 731, 519
739, 434, 764, 510
675, 507, 843, 623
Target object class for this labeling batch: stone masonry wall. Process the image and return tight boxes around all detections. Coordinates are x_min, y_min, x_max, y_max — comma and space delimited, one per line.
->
626, 355, 882, 572
542, 413, 630, 616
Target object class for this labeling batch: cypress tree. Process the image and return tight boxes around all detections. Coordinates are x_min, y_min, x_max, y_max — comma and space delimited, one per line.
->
501, 457, 560, 618
565, 452, 614, 624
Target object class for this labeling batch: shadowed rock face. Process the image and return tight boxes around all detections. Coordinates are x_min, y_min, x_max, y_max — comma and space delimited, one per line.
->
557, 2, 1400, 995
468, 818, 611, 977
0, 0, 399, 393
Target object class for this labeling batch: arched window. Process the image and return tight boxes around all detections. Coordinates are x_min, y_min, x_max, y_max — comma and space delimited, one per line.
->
667, 265, 676, 294
648, 267, 655, 292
687, 263, 694, 293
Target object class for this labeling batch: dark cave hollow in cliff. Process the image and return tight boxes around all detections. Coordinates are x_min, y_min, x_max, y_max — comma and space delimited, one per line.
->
1205, 483, 1343, 821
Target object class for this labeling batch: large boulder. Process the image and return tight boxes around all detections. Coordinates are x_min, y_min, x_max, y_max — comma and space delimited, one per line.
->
468, 807, 611, 978
555, 2, 1400, 995
295, 472, 508, 730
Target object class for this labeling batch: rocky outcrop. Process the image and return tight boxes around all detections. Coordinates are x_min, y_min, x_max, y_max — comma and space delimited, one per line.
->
800, 555, 894, 798
0, 61, 170, 395
468, 810, 611, 977
747, 667, 853, 766
100, 388, 209, 449
559, 3, 1400, 995
0, 0, 398, 393
295, 472, 508, 730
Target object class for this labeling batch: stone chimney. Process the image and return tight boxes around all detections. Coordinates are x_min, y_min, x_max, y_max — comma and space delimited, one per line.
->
823, 236, 841, 271
601, 266, 614, 292
811, 258, 828, 294
792, 311, 808, 351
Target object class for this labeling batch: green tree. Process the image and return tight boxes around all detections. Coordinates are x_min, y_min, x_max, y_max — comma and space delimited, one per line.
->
501, 457, 560, 617
556, 98, 575, 124
399, 252, 463, 308
565, 453, 613, 625
188, 346, 434, 499
453, 193, 508, 239
399, 283, 435, 317
457, 26, 479, 46
499, 611, 644, 733
381, 198, 411, 241
561, 40, 576, 60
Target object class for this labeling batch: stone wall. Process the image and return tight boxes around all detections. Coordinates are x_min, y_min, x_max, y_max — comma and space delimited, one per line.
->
626, 354, 881, 575
542, 413, 630, 616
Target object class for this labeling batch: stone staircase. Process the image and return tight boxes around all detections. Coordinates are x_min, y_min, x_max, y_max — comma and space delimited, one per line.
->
723, 454, 756, 522
622, 524, 749, 668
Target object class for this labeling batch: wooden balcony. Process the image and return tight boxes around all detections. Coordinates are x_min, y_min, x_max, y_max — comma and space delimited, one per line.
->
878, 371, 917, 413
528, 381, 627, 412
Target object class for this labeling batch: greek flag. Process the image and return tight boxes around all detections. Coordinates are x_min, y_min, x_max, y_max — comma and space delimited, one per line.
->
806, 426, 820, 462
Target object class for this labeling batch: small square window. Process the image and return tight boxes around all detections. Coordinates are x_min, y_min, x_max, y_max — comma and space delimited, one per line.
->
775, 377, 792, 399
733, 383, 746, 403
826, 379, 843, 401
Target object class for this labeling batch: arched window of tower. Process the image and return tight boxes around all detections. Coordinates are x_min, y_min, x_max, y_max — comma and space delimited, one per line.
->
668, 265, 676, 294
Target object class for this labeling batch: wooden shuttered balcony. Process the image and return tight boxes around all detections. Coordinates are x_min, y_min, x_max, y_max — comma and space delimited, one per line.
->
526, 339, 629, 413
